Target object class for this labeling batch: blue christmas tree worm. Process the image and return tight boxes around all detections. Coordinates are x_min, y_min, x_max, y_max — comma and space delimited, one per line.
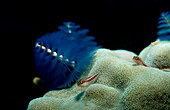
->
34, 22, 100, 90
157, 11, 170, 41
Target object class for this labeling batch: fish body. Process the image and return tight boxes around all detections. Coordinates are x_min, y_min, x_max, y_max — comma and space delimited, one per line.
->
133, 56, 148, 67
77, 72, 100, 87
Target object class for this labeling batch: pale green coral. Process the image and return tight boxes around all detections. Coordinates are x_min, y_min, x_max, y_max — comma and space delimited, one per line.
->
28, 41, 170, 110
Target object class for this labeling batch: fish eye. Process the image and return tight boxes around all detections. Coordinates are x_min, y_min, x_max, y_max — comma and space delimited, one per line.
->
133, 56, 136, 60
133, 56, 139, 60
136, 56, 139, 60
78, 80, 83, 84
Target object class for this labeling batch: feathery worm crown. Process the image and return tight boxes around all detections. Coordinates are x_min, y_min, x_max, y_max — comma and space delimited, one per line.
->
34, 22, 100, 90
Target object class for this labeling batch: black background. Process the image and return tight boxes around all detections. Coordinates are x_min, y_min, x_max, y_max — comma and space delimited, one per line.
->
1, 0, 170, 109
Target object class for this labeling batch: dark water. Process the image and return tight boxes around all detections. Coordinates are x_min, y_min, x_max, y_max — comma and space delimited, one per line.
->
2, 0, 170, 109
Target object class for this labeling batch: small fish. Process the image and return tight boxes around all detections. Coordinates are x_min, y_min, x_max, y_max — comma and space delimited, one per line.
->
132, 56, 148, 67
77, 72, 100, 87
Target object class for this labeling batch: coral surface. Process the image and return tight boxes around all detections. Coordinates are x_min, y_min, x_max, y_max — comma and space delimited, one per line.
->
28, 41, 170, 110
139, 41, 170, 71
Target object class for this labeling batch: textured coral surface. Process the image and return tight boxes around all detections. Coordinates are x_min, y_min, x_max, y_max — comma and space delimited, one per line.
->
28, 41, 170, 110
139, 41, 170, 70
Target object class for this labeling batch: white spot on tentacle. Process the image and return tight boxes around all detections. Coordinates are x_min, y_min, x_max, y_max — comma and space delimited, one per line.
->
35, 43, 41, 47
41, 45, 46, 50
53, 51, 57, 57
47, 48, 52, 53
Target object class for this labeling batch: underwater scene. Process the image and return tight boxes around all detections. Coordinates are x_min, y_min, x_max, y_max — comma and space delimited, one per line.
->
3, 0, 170, 110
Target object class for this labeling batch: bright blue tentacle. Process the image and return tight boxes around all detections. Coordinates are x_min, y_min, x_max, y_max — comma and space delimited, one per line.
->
34, 22, 101, 90
157, 11, 170, 41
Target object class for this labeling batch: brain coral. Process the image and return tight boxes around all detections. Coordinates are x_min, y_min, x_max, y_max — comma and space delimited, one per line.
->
28, 41, 170, 110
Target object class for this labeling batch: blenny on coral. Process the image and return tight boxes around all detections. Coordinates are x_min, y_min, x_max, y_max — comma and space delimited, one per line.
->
77, 71, 100, 87
34, 22, 100, 90
132, 56, 148, 67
